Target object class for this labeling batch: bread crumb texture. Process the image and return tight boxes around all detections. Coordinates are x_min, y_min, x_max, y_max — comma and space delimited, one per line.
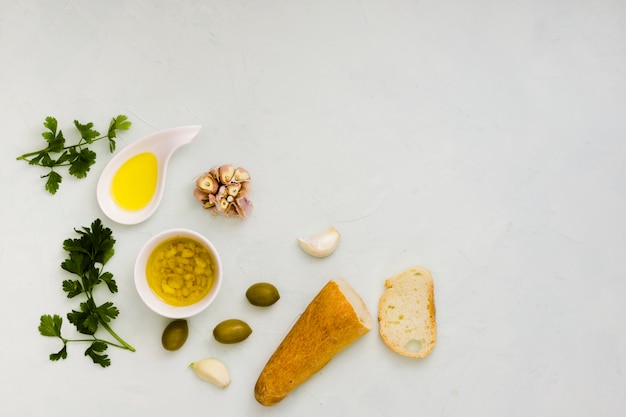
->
378, 266, 436, 358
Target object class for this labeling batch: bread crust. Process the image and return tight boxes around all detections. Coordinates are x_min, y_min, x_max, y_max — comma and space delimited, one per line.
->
254, 279, 371, 406
378, 266, 436, 358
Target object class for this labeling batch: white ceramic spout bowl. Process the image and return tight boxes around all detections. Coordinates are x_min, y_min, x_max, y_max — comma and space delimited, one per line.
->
97, 125, 201, 225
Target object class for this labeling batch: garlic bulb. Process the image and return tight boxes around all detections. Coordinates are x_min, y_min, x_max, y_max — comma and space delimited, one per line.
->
193, 164, 252, 218
297, 226, 341, 257
189, 358, 231, 388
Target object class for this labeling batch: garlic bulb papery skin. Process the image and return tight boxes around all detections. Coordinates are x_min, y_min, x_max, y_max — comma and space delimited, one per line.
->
297, 226, 341, 257
189, 358, 231, 388
193, 164, 252, 218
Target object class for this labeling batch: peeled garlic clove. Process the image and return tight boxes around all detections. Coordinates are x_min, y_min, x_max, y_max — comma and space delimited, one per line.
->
196, 174, 219, 194
209, 165, 220, 179
238, 181, 251, 198
219, 164, 235, 184
233, 167, 250, 182
203, 199, 216, 209
218, 197, 230, 212
189, 358, 231, 388
297, 226, 341, 257
226, 183, 242, 197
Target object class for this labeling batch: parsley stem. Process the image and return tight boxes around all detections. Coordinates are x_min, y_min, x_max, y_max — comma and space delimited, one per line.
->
16, 135, 108, 162
99, 320, 136, 352
63, 337, 131, 350
84, 289, 136, 352
15, 148, 53, 160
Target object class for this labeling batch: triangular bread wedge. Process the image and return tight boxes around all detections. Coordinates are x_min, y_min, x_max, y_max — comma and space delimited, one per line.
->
378, 266, 436, 358
254, 278, 372, 406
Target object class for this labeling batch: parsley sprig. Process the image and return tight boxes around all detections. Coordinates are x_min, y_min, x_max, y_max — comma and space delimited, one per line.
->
16, 115, 131, 194
38, 219, 135, 367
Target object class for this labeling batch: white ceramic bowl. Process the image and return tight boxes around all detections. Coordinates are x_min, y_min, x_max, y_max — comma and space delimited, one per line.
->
134, 228, 222, 318
97, 125, 202, 225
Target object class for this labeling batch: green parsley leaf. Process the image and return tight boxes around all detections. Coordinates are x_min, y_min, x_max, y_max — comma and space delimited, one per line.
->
67, 147, 96, 178
100, 271, 118, 293
43, 116, 58, 137
55, 150, 71, 165
38, 314, 63, 337
95, 301, 119, 323
69, 219, 115, 266
84, 268, 102, 291
42, 117, 66, 153
62, 279, 84, 298
27, 152, 45, 166
50, 345, 68, 361
67, 303, 98, 335
62, 236, 90, 256
107, 115, 132, 139
85, 341, 110, 367
60, 251, 86, 276
47, 133, 65, 154
107, 115, 132, 152
40, 153, 55, 168
73, 120, 100, 143
44, 171, 62, 194
88, 219, 115, 265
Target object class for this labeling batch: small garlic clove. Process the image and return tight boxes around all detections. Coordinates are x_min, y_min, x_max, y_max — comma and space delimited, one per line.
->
196, 174, 219, 194
189, 358, 231, 388
233, 167, 250, 182
218, 198, 230, 212
193, 188, 208, 202
226, 183, 242, 197
297, 226, 341, 257
209, 166, 220, 181
237, 181, 251, 198
219, 164, 235, 184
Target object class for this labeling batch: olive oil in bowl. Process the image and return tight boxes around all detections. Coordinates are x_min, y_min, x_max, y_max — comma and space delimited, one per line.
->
111, 152, 158, 211
146, 236, 216, 307
134, 228, 222, 319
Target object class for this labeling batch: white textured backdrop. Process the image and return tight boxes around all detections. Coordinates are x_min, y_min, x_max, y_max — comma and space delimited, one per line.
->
1, 1, 625, 416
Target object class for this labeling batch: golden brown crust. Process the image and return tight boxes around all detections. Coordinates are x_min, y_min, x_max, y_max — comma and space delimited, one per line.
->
254, 279, 371, 406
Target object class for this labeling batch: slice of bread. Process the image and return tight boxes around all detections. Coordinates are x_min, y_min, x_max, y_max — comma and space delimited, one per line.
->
378, 266, 436, 358
254, 278, 372, 406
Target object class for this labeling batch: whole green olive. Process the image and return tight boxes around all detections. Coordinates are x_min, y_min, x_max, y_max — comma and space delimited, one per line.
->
213, 319, 252, 344
161, 319, 189, 351
245, 282, 280, 307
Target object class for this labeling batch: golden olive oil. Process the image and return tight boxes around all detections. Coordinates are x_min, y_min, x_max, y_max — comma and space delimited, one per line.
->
146, 237, 215, 306
111, 152, 158, 211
